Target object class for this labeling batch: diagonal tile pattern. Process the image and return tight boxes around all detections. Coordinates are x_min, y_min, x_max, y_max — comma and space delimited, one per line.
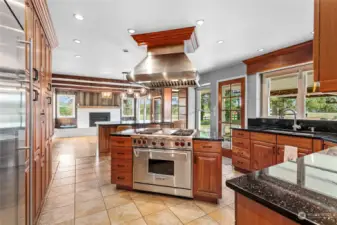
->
38, 137, 243, 225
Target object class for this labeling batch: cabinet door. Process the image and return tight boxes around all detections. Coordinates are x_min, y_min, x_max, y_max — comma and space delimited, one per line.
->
34, 149, 41, 216
193, 152, 221, 199
25, 164, 31, 224
25, 0, 34, 71
33, 89, 41, 151
251, 141, 276, 171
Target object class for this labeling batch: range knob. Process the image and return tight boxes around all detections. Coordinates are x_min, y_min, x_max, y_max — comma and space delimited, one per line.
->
137, 140, 142, 145
142, 140, 147, 144
152, 141, 156, 146
160, 142, 165, 147
175, 142, 180, 146
180, 142, 185, 147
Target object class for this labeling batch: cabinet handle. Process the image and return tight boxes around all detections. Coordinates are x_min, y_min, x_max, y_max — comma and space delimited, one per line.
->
48, 83, 52, 91
202, 146, 212, 148
33, 68, 39, 81
117, 164, 124, 168
33, 90, 39, 101
236, 142, 243, 145
47, 97, 52, 104
116, 141, 124, 144
117, 152, 124, 155
117, 176, 125, 180
238, 133, 244, 136
194, 156, 197, 164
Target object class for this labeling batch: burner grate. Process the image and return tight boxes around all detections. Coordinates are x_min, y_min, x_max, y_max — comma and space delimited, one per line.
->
137, 129, 161, 134
171, 129, 195, 136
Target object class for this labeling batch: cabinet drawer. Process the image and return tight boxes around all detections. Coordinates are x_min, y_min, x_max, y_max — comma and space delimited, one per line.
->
232, 146, 250, 159
251, 132, 276, 144
232, 130, 250, 139
232, 155, 250, 171
194, 141, 222, 153
114, 172, 132, 187
111, 159, 132, 172
232, 138, 250, 149
111, 149, 132, 160
277, 135, 312, 150
110, 137, 132, 147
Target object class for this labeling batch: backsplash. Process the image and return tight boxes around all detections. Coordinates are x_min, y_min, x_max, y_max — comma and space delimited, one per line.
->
248, 118, 337, 133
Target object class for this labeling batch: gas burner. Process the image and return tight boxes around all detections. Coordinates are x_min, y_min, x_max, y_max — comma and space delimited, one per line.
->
137, 129, 161, 134
171, 129, 195, 136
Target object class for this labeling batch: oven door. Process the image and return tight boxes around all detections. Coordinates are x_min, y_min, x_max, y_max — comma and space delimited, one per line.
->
133, 148, 191, 189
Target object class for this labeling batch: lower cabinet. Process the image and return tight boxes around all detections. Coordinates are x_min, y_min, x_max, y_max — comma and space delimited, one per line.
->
193, 152, 221, 199
276, 145, 311, 164
251, 141, 276, 171
33, 149, 41, 218
193, 140, 222, 201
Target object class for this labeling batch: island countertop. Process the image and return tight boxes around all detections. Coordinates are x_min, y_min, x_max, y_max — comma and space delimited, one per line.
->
95, 120, 173, 126
226, 146, 337, 225
110, 128, 224, 141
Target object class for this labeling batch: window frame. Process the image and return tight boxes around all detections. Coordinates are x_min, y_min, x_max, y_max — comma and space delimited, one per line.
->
56, 94, 76, 119
121, 97, 135, 117
196, 87, 211, 132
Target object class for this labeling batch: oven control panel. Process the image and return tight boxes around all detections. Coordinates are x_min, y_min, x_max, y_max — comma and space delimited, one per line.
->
131, 136, 193, 150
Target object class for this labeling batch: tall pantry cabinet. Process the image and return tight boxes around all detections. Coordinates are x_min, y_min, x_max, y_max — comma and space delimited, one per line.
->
24, 0, 57, 223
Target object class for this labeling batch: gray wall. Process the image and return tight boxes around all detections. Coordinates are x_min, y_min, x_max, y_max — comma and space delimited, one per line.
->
247, 74, 261, 119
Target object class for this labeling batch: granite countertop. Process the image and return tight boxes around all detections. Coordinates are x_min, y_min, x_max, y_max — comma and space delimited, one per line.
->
110, 128, 224, 141
95, 120, 173, 125
232, 126, 337, 144
226, 147, 337, 225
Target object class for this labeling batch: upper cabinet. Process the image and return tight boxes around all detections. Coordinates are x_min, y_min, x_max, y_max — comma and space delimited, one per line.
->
314, 0, 337, 92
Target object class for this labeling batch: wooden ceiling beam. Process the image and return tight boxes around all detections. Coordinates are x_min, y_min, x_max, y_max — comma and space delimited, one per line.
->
52, 80, 140, 89
53, 85, 124, 93
52, 73, 129, 84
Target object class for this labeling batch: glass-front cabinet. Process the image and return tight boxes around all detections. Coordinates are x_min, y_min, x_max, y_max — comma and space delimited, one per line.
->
219, 78, 245, 150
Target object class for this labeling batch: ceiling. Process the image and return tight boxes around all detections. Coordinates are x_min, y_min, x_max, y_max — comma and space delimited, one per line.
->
47, 0, 314, 80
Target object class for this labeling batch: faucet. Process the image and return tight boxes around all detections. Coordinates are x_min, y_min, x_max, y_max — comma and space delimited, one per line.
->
281, 109, 301, 131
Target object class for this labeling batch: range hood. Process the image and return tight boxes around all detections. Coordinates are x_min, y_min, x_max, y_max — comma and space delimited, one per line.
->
127, 27, 200, 88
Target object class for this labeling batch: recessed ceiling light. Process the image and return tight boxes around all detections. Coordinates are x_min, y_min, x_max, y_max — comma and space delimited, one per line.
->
100, 71, 112, 74
74, 55, 81, 58
196, 19, 204, 26
123, 49, 129, 53
128, 29, 136, 34
311, 31, 315, 35
257, 48, 264, 52
73, 14, 84, 20
73, 39, 81, 44
217, 40, 224, 44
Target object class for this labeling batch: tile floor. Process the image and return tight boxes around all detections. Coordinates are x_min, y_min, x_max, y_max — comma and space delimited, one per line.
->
39, 137, 243, 225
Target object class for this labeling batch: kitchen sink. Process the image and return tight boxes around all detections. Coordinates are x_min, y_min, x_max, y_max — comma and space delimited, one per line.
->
264, 129, 315, 137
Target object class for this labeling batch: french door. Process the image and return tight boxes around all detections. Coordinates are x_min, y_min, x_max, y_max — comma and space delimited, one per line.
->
218, 77, 245, 151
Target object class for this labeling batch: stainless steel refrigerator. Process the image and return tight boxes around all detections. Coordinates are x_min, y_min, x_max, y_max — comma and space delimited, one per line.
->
0, 0, 33, 224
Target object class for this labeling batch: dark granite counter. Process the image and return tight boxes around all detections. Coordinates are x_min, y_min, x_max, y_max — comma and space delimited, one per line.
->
226, 147, 337, 225
232, 126, 337, 144
110, 128, 224, 141
96, 120, 173, 126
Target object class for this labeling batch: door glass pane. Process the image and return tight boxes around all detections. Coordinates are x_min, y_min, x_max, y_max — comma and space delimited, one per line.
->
222, 98, 231, 110
231, 83, 241, 97
231, 98, 241, 110
222, 123, 231, 137
222, 85, 230, 97
222, 111, 231, 123
231, 111, 241, 125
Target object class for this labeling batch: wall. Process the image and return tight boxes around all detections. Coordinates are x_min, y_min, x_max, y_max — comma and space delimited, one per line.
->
200, 63, 250, 132
77, 108, 120, 128
247, 74, 261, 119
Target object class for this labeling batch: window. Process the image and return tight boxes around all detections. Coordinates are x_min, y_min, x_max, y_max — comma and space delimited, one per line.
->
57, 94, 75, 118
138, 97, 151, 121
122, 98, 134, 117
153, 97, 161, 121
197, 88, 211, 136
262, 64, 337, 120
172, 91, 179, 121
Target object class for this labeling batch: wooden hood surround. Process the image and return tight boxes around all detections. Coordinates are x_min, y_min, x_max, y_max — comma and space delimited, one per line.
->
30, 0, 58, 48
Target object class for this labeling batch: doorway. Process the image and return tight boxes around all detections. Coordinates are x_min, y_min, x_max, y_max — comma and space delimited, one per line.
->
218, 77, 246, 156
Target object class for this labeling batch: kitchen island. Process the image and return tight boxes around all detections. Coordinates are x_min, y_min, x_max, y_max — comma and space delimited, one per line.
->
96, 121, 173, 154
109, 128, 224, 203
226, 146, 337, 225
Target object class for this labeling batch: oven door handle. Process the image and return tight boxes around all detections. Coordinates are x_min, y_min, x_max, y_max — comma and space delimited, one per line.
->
133, 149, 188, 159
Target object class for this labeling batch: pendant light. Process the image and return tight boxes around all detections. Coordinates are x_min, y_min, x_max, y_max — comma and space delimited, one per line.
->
134, 92, 140, 98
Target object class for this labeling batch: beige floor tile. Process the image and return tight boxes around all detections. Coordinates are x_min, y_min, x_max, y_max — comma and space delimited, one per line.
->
97, 174, 111, 186
55, 219, 74, 225
104, 192, 132, 209
158, 195, 191, 207
107, 202, 142, 224
208, 206, 235, 225
228, 203, 235, 210
186, 215, 218, 225
75, 210, 110, 225
135, 200, 167, 216
44, 193, 75, 211
76, 173, 97, 183
219, 189, 235, 206
122, 218, 147, 225
130, 192, 161, 205
49, 184, 75, 198
39, 204, 74, 225
76, 158, 96, 165
75, 189, 102, 203
100, 184, 124, 197
194, 200, 224, 214
53, 177, 75, 187
76, 168, 95, 175
57, 166, 76, 172
169, 202, 206, 224
144, 209, 182, 225
76, 163, 94, 170
55, 170, 76, 179
75, 198, 106, 218
76, 180, 100, 193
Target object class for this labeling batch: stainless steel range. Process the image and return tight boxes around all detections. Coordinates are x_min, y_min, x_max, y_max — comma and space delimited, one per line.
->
132, 128, 196, 198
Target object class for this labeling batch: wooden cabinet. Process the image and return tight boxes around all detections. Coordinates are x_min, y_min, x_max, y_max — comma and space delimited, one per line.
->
251, 141, 276, 171
314, 0, 337, 92
33, 149, 41, 217
276, 146, 311, 164
323, 141, 337, 149
110, 137, 133, 189
193, 152, 221, 200
193, 140, 222, 201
